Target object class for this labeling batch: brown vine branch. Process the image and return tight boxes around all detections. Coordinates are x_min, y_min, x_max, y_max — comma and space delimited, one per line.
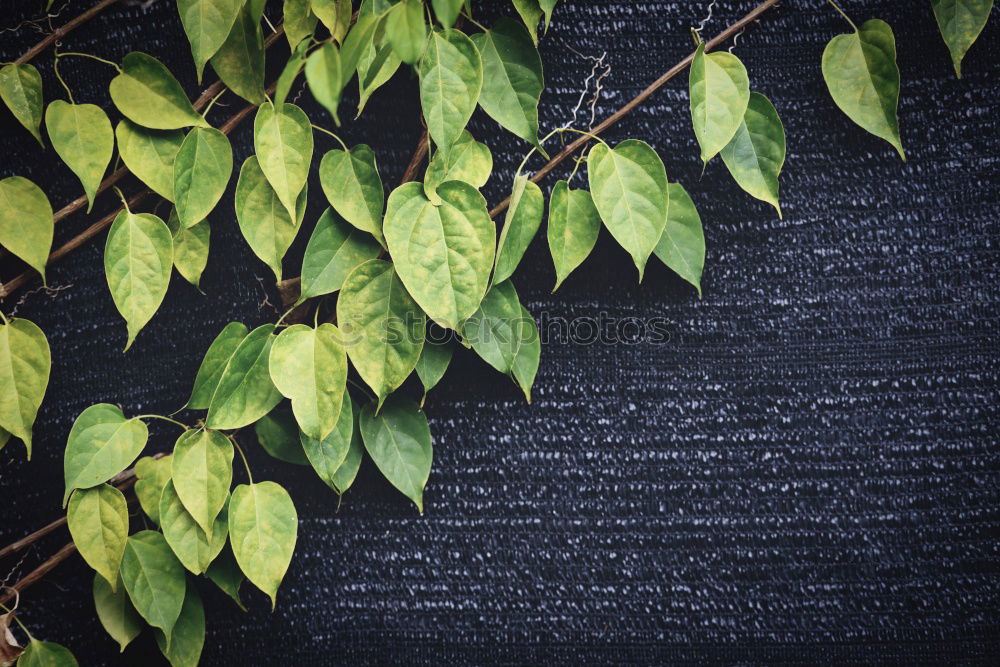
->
13, 0, 119, 65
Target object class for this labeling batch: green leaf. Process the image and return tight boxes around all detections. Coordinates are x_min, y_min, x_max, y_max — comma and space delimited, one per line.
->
431, 0, 462, 28
415, 336, 452, 405
332, 399, 363, 494
210, 6, 266, 104
269, 323, 347, 440
821, 18, 905, 159
464, 281, 537, 389
512, 0, 543, 44
67, 484, 129, 590
159, 480, 228, 574
384, 181, 495, 330
205, 324, 284, 431
0, 317, 49, 459
234, 155, 308, 282
154, 578, 205, 667
931, 0, 992, 77
104, 208, 173, 351
493, 176, 543, 284
586, 139, 668, 281
300, 391, 354, 491
0, 426, 8, 452
539, 0, 559, 30
688, 42, 750, 163
173, 127, 233, 229
133, 454, 173, 524
176, 0, 242, 82
253, 102, 314, 222
336, 259, 425, 406
356, 36, 403, 116
0, 64, 44, 145
254, 403, 309, 465
318, 145, 385, 244
120, 531, 186, 638
423, 129, 493, 201
312, 0, 352, 42
298, 208, 382, 303
338, 10, 380, 86
512, 304, 540, 402
167, 209, 210, 290
546, 180, 600, 292
654, 183, 705, 296
386, 0, 427, 65
16, 640, 78, 667
110, 52, 208, 130
274, 41, 310, 109
93, 574, 143, 653
205, 543, 246, 610
472, 17, 544, 151
305, 42, 343, 124
359, 395, 432, 512
115, 121, 184, 202
63, 404, 148, 506
186, 322, 249, 410
45, 101, 113, 212
0, 176, 52, 285
171, 429, 233, 536
285, 0, 319, 51
720, 92, 785, 217
228, 481, 298, 608
419, 29, 483, 157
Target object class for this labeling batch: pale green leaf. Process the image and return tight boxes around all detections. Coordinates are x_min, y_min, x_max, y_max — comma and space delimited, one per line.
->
653, 183, 705, 296
359, 395, 432, 512
0, 318, 49, 459
336, 259, 425, 406
104, 208, 173, 351
229, 481, 298, 608
431, 0, 462, 28
423, 130, 492, 201
415, 337, 452, 405
305, 42, 343, 124
720, 92, 785, 217
120, 531, 186, 638
338, 12, 381, 86
253, 102, 313, 222
166, 209, 210, 290
512, 304, 540, 402
285, 0, 319, 51
186, 322, 249, 410
493, 176, 543, 284
386, 0, 427, 65
115, 121, 184, 202
67, 484, 129, 590
931, 0, 992, 77
210, 6, 266, 104
63, 404, 148, 506
177, 0, 243, 82
16, 640, 78, 667
205, 544, 246, 610
0, 64, 44, 145
312, 0, 352, 42
586, 139, 668, 281
171, 429, 233, 536
154, 579, 205, 667
93, 574, 143, 653
298, 208, 382, 303
472, 17, 544, 151
318, 145, 385, 244
0, 177, 52, 285
173, 127, 233, 229
133, 454, 173, 525
546, 180, 600, 292
300, 391, 354, 491
159, 480, 228, 574
384, 181, 495, 330
689, 42, 750, 163
235, 155, 308, 282
109, 52, 208, 130
45, 101, 113, 212
269, 323, 347, 440
822, 18, 905, 159
331, 399, 363, 494
419, 29, 483, 157
254, 403, 309, 465
205, 324, 284, 430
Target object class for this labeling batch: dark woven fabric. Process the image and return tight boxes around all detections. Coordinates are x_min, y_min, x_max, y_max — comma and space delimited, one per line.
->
1, 0, 999, 663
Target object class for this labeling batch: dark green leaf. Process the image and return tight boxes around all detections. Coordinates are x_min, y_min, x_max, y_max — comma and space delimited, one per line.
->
931, 0, 992, 77
254, 403, 310, 465
331, 399, 364, 494
464, 280, 523, 374
431, 0, 463, 28
93, 574, 143, 653
720, 92, 785, 217
204, 544, 246, 610
120, 531, 186, 638
210, 6, 266, 104
415, 336, 452, 405
359, 395, 432, 512
319, 145, 385, 244
653, 183, 705, 296
511, 304, 540, 402
300, 391, 354, 491
298, 208, 382, 303
16, 640, 78, 667
154, 578, 205, 667
512, 0, 543, 44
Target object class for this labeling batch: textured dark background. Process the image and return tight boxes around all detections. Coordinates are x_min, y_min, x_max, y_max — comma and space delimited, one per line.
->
2, 0, 999, 663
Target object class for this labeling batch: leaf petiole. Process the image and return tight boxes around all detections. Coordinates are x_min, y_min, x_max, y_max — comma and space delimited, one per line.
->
55, 51, 122, 72
229, 435, 253, 484
136, 414, 189, 429
310, 124, 348, 151
827, 0, 858, 31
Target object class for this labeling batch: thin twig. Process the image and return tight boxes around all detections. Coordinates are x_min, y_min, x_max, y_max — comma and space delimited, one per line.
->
14, 0, 120, 65
0, 543, 76, 608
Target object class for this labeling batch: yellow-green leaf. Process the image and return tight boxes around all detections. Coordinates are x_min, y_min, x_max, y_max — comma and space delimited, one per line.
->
115, 121, 184, 202
173, 127, 233, 228
171, 429, 233, 536
167, 209, 210, 290
0, 317, 50, 459
931, 0, 993, 77
546, 180, 600, 292
318, 145, 385, 244
93, 574, 143, 653
419, 29, 483, 157
16, 640, 78, 667
159, 480, 228, 574
133, 454, 173, 524
304, 42, 343, 124
689, 42, 750, 163
228, 481, 298, 608
298, 208, 382, 303
45, 100, 113, 212
186, 322, 248, 410
423, 130, 492, 201
493, 175, 543, 284
415, 336, 452, 405
386, 0, 427, 65
253, 102, 314, 221
311, 0, 352, 42
210, 6, 266, 104
0, 64, 44, 145
285, 0, 319, 51
109, 52, 208, 130
67, 484, 129, 590
0, 176, 52, 285
176, 0, 243, 83
206, 324, 283, 430
63, 404, 148, 506
300, 391, 354, 491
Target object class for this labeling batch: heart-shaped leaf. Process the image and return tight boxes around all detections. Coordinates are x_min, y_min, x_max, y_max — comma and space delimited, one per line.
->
171, 428, 233, 536
0, 176, 52, 285
93, 574, 143, 653
431, 0, 462, 28
654, 183, 705, 296
472, 17, 545, 151
546, 180, 600, 292
120, 531, 186, 639
235, 155, 308, 281
16, 640, 78, 667
493, 175, 543, 284
63, 404, 148, 506
360, 395, 432, 512
104, 208, 173, 351
720, 92, 785, 217
423, 130, 492, 201
167, 209, 210, 290
186, 322, 248, 410
384, 181, 495, 330
336, 259, 425, 407
176, 0, 243, 82
386, 0, 427, 65
300, 391, 354, 491
210, 6, 266, 104
0, 64, 44, 145
0, 317, 49, 459
587, 139, 668, 281
206, 324, 283, 431
159, 480, 228, 574
45, 101, 114, 212
298, 208, 382, 303
67, 484, 129, 590
689, 43, 750, 163
173, 127, 233, 228
822, 18, 904, 159
228, 481, 298, 608
253, 102, 314, 221
931, 0, 992, 77
115, 121, 184, 202
318, 145, 385, 244
110, 52, 208, 130
133, 454, 173, 524
153, 578, 205, 667
419, 28, 483, 157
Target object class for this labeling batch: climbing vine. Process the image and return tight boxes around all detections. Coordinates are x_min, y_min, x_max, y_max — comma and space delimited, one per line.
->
0, 0, 994, 664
